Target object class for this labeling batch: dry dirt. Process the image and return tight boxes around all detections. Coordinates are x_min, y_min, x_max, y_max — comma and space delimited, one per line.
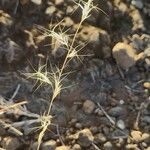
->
0, 0, 150, 150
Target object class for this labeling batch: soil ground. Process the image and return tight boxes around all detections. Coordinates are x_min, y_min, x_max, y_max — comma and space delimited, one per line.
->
0, 0, 150, 150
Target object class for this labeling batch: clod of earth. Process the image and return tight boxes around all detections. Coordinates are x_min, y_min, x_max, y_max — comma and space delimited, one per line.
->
112, 42, 144, 70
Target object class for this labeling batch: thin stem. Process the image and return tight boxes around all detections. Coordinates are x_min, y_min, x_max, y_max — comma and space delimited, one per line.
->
46, 21, 83, 116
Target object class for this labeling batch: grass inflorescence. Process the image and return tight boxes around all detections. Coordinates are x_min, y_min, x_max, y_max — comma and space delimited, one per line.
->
25, 0, 100, 149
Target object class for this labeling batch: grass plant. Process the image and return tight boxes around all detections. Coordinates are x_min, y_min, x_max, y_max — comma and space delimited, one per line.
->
26, 1, 100, 149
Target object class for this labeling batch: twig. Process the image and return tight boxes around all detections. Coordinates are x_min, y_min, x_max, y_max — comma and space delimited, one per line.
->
9, 84, 21, 102
0, 120, 23, 136
0, 101, 27, 115
134, 102, 145, 130
13, 0, 19, 14
56, 125, 65, 146
92, 142, 101, 150
97, 103, 115, 125
117, 65, 125, 80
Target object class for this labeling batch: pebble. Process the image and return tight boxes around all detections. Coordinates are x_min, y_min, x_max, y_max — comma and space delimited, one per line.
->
31, 142, 38, 150
94, 108, 104, 116
104, 141, 113, 150
119, 100, 125, 105
116, 119, 126, 130
126, 144, 138, 149
42, 140, 56, 150
144, 47, 150, 57
141, 133, 150, 141
146, 146, 150, 150
55, 0, 64, 6
56, 146, 70, 150
77, 129, 94, 148
143, 82, 150, 89
0, 10, 13, 26
75, 123, 82, 129
111, 129, 129, 139
109, 106, 125, 117
142, 142, 147, 148
131, 0, 143, 9
116, 138, 124, 148
0, 39, 23, 63
31, 0, 42, 5
72, 144, 81, 150
131, 130, 142, 142
118, 2, 128, 13
112, 42, 136, 70
130, 9, 145, 31
90, 126, 98, 134
2, 137, 21, 150
62, 17, 74, 27
94, 133, 107, 143
82, 100, 96, 114
70, 118, 77, 124
141, 116, 150, 123
80, 26, 111, 59
131, 34, 144, 51
45, 6, 56, 16
102, 126, 110, 136
0, 126, 6, 136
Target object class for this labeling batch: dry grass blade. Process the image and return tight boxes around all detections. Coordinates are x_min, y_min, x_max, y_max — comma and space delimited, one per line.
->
37, 114, 52, 150
0, 101, 27, 115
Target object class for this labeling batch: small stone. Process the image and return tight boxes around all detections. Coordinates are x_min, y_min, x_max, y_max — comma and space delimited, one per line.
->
95, 108, 103, 116
75, 123, 82, 129
2, 137, 21, 150
118, 2, 128, 13
104, 141, 113, 150
131, 130, 142, 142
112, 42, 136, 70
62, 17, 74, 27
0, 39, 23, 63
56, 146, 70, 150
55, 0, 64, 6
102, 126, 110, 135
72, 144, 81, 150
77, 129, 94, 148
130, 9, 145, 31
42, 140, 56, 150
145, 146, 150, 150
80, 26, 111, 59
141, 133, 150, 141
94, 133, 107, 143
31, 0, 42, 5
90, 126, 98, 134
0, 126, 6, 136
119, 100, 125, 105
131, 34, 144, 51
82, 100, 95, 114
142, 142, 147, 148
111, 129, 129, 139
116, 138, 124, 148
109, 106, 125, 117
144, 47, 150, 57
116, 119, 126, 130
0, 10, 13, 26
70, 118, 77, 124
126, 144, 138, 149
131, 0, 143, 9
143, 82, 150, 89
141, 116, 150, 123
45, 6, 56, 16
